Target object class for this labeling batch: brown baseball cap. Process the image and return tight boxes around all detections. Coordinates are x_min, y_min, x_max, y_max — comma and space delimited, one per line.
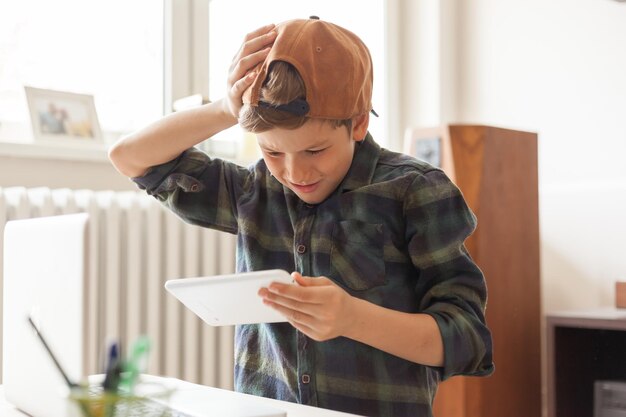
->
242, 17, 374, 120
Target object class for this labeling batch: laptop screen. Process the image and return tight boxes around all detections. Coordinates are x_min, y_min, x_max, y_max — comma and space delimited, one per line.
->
3, 213, 88, 417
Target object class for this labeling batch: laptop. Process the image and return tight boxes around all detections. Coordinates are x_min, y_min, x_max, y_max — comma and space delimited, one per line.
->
3, 213, 285, 417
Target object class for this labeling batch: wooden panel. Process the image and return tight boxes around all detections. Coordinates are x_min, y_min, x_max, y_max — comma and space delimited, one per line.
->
430, 125, 541, 417
432, 377, 465, 417
617, 282, 626, 308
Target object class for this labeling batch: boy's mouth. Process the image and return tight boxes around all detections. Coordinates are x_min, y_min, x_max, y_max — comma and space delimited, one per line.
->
290, 181, 320, 194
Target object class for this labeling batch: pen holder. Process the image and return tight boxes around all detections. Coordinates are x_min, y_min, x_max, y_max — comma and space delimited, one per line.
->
67, 378, 175, 417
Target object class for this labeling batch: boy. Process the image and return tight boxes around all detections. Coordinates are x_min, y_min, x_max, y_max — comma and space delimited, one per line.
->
109, 17, 493, 417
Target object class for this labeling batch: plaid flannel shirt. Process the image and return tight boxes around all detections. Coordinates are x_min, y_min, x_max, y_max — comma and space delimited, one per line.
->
133, 133, 494, 417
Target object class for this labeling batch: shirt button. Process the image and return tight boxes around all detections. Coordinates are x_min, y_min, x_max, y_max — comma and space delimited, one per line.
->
296, 244, 306, 254
301, 374, 311, 384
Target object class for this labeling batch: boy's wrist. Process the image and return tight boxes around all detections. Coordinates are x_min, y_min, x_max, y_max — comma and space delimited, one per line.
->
215, 98, 240, 128
343, 296, 369, 341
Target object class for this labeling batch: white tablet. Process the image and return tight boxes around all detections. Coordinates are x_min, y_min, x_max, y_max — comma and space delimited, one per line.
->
164, 269, 294, 326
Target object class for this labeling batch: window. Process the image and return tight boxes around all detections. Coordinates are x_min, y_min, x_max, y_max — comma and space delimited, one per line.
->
207, 0, 387, 148
0, 0, 164, 143
0, 1, 389, 155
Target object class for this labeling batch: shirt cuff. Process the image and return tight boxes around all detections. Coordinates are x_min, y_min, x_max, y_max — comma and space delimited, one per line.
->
131, 150, 191, 192
426, 309, 495, 381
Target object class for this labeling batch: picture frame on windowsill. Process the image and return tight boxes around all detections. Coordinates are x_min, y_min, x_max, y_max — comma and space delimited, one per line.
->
24, 86, 103, 145
403, 127, 442, 168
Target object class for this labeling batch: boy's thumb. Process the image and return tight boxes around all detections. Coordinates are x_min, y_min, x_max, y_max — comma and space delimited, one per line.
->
291, 272, 330, 287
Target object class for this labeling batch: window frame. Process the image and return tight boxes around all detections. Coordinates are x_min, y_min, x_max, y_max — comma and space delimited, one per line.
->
164, 0, 210, 115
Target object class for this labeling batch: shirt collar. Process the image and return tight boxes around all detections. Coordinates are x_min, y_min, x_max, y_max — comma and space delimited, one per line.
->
340, 132, 381, 192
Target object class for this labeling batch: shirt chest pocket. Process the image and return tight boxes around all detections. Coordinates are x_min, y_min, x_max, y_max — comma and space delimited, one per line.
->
330, 220, 387, 291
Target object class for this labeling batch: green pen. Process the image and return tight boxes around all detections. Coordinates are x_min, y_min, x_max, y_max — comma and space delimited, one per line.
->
118, 336, 151, 392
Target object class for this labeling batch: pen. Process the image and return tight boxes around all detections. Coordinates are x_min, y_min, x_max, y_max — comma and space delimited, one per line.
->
102, 340, 121, 392
27, 316, 77, 388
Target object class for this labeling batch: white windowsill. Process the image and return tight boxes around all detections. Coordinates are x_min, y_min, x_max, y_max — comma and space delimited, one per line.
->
0, 139, 260, 167
0, 140, 111, 163
0, 123, 260, 164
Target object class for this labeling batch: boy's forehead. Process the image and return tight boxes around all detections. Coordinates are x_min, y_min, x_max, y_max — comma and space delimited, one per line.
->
256, 122, 345, 151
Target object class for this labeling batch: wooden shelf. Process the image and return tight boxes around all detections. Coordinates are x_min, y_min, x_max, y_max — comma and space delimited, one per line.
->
409, 125, 541, 417
547, 308, 626, 417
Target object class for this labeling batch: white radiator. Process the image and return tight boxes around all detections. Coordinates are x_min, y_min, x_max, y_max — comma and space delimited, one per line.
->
0, 186, 236, 389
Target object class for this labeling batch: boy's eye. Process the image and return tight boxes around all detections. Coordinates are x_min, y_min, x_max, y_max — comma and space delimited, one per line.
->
264, 150, 282, 157
306, 149, 324, 155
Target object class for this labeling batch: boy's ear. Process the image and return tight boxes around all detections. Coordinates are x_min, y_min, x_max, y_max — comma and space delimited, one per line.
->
352, 113, 370, 142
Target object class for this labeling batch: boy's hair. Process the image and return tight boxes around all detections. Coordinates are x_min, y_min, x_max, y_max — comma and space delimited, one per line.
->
239, 61, 352, 133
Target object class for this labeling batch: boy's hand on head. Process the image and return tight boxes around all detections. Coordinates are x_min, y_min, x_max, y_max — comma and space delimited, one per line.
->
222, 24, 277, 121
258, 272, 358, 342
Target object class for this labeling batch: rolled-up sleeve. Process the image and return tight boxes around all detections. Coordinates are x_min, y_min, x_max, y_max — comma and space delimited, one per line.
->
132, 147, 252, 235
404, 169, 494, 380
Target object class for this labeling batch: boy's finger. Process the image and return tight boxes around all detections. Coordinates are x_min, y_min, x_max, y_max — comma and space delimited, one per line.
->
229, 30, 275, 74
267, 280, 324, 304
238, 30, 276, 62
232, 28, 275, 61
230, 71, 256, 99
228, 47, 269, 86
263, 297, 312, 322
243, 23, 275, 42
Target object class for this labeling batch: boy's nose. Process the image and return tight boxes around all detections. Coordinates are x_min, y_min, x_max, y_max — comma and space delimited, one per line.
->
285, 157, 310, 184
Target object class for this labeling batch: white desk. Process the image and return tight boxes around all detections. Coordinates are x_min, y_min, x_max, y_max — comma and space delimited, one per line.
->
1, 377, 362, 417
1, 387, 24, 417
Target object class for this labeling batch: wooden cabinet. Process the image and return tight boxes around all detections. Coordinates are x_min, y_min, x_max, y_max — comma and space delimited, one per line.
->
408, 125, 542, 417
547, 309, 626, 417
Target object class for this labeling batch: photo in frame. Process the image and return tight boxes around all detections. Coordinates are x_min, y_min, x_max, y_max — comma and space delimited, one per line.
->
24, 86, 103, 143
404, 127, 442, 168
403, 126, 457, 181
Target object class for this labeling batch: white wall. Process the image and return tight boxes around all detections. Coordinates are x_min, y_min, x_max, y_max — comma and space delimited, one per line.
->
448, 0, 626, 313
